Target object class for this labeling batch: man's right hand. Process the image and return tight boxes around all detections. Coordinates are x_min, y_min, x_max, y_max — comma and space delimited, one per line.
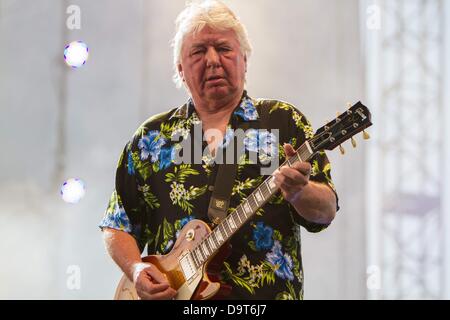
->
132, 262, 177, 300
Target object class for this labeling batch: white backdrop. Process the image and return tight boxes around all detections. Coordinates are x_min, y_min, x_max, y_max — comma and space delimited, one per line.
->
0, 0, 425, 299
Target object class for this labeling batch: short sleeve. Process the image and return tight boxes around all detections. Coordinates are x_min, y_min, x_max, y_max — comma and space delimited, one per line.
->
284, 104, 340, 233
99, 141, 147, 250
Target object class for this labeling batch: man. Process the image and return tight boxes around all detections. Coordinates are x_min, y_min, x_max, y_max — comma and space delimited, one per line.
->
100, 0, 338, 300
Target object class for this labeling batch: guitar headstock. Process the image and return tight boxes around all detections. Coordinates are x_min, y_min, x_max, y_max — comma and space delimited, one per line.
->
309, 102, 372, 153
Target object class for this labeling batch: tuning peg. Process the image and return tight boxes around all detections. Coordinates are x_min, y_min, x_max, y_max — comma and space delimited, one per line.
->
339, 144, 345, 155
363, 130, 370, 140
351, 137, 357, 148
347, 102, 352, 109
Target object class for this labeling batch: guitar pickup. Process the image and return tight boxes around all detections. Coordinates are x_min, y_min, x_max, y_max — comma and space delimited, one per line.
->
179, 251, 197, 283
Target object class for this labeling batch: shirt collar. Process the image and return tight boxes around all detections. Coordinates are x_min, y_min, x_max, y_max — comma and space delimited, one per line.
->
169, 90, 259, 122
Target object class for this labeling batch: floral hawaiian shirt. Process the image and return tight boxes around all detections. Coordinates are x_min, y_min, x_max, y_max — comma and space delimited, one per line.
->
99, 91, 339, 300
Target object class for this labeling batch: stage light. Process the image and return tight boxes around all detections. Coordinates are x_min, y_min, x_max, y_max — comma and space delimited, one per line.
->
64, 41, 89, 68
60, 178, 86, 204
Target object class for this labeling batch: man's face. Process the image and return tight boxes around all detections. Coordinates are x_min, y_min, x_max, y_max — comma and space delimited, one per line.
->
178, 27, 247, 104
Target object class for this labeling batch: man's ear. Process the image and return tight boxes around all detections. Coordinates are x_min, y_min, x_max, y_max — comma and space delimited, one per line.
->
177, 64, 184, 81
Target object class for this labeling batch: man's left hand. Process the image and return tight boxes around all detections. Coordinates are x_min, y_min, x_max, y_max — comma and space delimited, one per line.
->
273, 144, 311, 203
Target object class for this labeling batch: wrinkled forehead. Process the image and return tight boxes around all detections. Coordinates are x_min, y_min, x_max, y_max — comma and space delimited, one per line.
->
182, 27, 240, 49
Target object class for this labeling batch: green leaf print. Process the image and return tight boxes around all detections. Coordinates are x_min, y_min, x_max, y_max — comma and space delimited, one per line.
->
223, 262, 256, 295
132, 151, 152, 181
143, 227, 156, 248
138, 184, 160, 209
269, 102, 294, 114
152, 161, 160, 173
165, 165, 200, 183
160, 218, 174, 252
232, 177, 263, 198
160, 121, 177, 140
273, 230, 283, 242
153, 224, 161, 253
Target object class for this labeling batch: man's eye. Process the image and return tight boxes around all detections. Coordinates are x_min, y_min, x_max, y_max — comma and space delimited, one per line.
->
192, 49, 205, 55
219, 47, 231, 52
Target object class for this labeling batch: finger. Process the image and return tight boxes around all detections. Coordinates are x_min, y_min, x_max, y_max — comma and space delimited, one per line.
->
147, 282, 171, 295
137, 275, 169, 294
148, 287, 178, 300
146, 267, 170, 284
283, 143, 296, 157
289, 162, 311, 176
137, 290, 154, 300
280, 180, 303, 191
278, 166, 310, 187
279, 166, 305, 183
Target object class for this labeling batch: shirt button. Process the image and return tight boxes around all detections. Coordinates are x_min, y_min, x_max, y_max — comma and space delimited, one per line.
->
208, 185, 214, 192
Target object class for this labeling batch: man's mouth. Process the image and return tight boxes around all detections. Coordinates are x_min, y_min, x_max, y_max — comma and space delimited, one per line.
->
206, 76, 224, 81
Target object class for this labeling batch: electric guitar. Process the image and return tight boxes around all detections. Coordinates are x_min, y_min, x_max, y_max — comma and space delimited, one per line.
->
114, 101, 372, 300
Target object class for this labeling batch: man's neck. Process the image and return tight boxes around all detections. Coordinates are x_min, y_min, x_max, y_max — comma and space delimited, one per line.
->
193, 93, 243, 131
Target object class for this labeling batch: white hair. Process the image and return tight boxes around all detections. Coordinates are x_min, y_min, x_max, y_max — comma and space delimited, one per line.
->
171, 0, 252, 89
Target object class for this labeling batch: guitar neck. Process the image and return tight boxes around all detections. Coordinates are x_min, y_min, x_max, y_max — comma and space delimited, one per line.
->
189, 141, 316, 268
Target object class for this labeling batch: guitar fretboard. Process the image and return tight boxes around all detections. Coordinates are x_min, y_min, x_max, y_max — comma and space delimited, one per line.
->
189, 141, 315, 269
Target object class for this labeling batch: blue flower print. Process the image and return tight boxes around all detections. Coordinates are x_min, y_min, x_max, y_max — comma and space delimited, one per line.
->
99, 203, 131, 233
252, 221, 274, 250
180, 215, 195, 228
234, 98, 258, 121
243, 129, 259, 153
138, 130, 166, 162
164, 239, 174, 253
243, 130, 278, 159
266, 241, 294, 281
258, 131, 278, 157
159, 145, 176, 170
218, 127, 235, 150
176, 216, 195, 239
127, 151, 135, 175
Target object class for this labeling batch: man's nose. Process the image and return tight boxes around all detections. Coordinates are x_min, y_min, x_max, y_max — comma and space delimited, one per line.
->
205, 47, 221, 68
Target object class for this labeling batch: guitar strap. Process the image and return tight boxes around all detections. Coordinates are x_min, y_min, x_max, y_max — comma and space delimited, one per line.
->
207, 102, 269, 225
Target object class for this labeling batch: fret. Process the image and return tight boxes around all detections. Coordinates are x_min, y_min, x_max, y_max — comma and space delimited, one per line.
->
198, 246, 205, 262
243, 201, 251, 215
208, 236, 216, 251
255, 189, 263, 203
235, 208, 243, 224
204, 238, 212, 254
202, 242, 209, 257
221, 220, 228, 237
191, 250, 199, 268
304, 141, 313, 159
193, 248, 201, 265
247, 194, 256, 208
215, 227, 224, 243
211, 232, 219, 248
267, 176, 277, 191
296, 150, 304, 162
228, 216, 236, 230
286, 157, 292, 167
261, 180, 270, 196
240, 204, 246, 217
225, 218, 233, 234
231, 212, 239, 227
220, 223, 229, 239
